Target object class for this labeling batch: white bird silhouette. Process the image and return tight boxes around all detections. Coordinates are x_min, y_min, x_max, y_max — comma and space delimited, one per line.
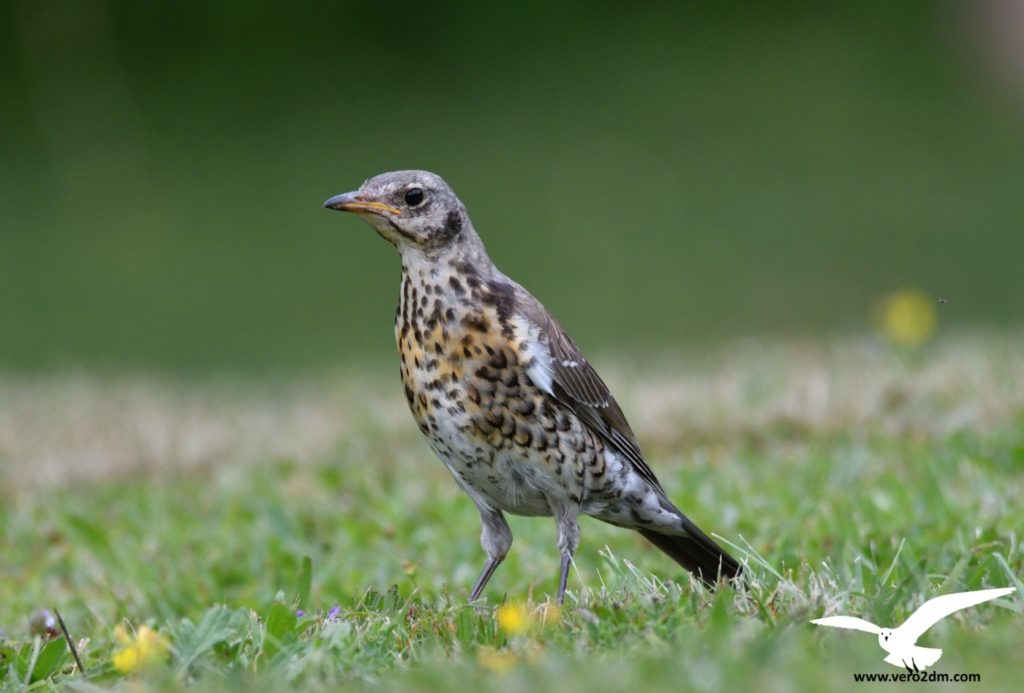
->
811, 587, 1015, 671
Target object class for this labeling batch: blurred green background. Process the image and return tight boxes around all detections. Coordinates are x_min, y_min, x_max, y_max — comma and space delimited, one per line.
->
2, 1, 1022, 374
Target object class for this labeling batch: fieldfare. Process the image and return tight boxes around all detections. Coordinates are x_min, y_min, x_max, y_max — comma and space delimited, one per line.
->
324, 171, 741, 603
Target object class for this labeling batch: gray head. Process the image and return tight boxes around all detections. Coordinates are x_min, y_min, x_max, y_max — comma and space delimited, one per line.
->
323, 170, 474, 253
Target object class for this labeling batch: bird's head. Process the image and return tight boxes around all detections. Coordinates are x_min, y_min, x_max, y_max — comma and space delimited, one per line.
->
878, 629, 892, 646
323, 170, 472, 254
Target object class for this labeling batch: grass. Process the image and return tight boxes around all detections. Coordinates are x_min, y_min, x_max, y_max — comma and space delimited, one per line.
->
1, 332, 1022, 690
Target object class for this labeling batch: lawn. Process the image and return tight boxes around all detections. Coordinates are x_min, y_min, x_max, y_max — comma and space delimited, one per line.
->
1, 333, 1021, 691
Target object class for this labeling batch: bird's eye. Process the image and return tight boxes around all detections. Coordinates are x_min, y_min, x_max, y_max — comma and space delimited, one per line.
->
404, 187, 425, 207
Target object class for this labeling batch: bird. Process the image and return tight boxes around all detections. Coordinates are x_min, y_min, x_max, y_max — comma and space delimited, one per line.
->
323, 170, 741, 603
811, 587, 1015, 671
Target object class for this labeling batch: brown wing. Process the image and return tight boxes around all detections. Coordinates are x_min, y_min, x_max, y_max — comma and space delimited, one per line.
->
521, 297, 666, 494
516, 288, 742, 584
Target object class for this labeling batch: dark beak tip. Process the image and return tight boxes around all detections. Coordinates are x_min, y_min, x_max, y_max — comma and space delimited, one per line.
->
323, 191, 357, 211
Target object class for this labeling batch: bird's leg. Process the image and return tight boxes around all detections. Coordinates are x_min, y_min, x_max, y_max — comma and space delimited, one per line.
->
470, 557, 502, 602
902, 660, 913, 674
554, 506, 580, 605
557, 553, 572, 604
469, 506, 512, 602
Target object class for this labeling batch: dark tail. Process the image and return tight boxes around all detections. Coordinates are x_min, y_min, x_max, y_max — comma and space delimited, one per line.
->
638, 509, 742, 588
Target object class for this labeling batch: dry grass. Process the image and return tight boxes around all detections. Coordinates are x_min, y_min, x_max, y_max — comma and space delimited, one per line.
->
3, 331, 1022, 490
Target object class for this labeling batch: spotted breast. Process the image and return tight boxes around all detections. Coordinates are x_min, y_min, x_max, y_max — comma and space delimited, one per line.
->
395, 258, 613, 518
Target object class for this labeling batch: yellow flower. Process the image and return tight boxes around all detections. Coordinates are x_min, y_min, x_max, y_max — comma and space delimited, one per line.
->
495, 602, 533, 636
112, 624, 170, 673
875, 288, 936, 348
476, 645, 519, 674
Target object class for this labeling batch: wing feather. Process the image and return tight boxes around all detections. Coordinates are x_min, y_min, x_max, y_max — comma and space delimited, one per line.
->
521, 297, 665, 491
897, 587, 1015, 641
511, 284, 741, 583
811, 616, 882, 634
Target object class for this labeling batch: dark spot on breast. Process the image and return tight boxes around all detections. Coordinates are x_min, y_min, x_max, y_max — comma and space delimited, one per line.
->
501, 417, 515, 436
453, 259, 476, 276
449, 276, 464, 294
475, 366, 500, 382
461, 314, 489, 332
515, 399, 535, 416
481, 280, 516, 323
514, 424, 532, 448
